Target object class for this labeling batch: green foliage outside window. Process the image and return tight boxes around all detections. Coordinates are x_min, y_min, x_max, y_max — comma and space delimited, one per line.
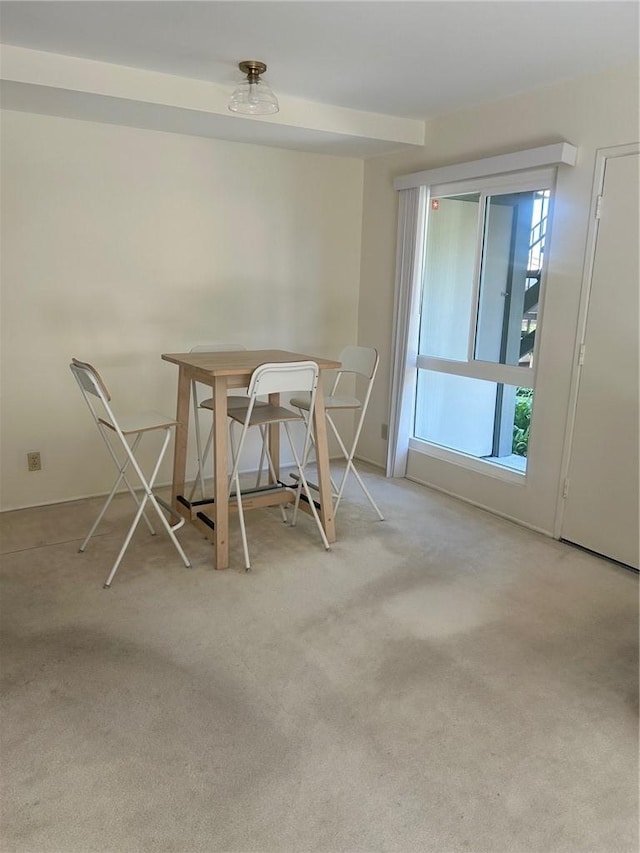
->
513, 388, 533, 456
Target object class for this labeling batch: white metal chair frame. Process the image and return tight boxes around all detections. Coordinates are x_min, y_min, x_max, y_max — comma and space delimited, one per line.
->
188, 344, 268, 501
292, 346, 384, 520
70, 358, 192, 588
227, 361, 330, 571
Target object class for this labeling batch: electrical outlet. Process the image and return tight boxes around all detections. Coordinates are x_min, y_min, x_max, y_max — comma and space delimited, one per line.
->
381, 423, 388, 440
27, 451, 41, 472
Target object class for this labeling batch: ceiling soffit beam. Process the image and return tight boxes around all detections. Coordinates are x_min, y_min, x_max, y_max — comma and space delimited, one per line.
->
1, 46, 425, 148
394, 142, 578, 190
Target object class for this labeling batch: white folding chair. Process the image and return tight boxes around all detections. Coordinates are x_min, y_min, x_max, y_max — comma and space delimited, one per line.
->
188, 344, 268, 501
227, 361, 330, 571
70, 358, 192, 588
291, 345, 384, 520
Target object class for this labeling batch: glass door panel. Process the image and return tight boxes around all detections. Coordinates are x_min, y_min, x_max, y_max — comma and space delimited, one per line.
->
474, 189, 549, 368
415, 370, 497, 457
414, 370, 534, 472
419, 193, 481, 361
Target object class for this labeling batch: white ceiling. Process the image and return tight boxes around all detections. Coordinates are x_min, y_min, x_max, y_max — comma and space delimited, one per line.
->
1, 1, 637, 156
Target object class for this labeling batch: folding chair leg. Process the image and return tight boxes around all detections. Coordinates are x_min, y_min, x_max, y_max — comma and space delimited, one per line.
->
191, 410, 270, 501
296, 408, 339, 493
189, 419, 214, 502
103, 493, 191, 589
285, 423, 329, 551
103, 492, 152, 588
146, 493, 192, 569
192, 417, 262, 501
255, 427, 268, 488
327, 414, 384, 520
80, 469, 154, 553
103, 428, 192, 588
109, 433, 157, 534
334, 458, 384, 520
258, 425, 287, 522
227, 414, 285, 569
80, 433, 155, 553
234, 471, 251, 571
142, 428, 191, 560
228, 420, 252, 570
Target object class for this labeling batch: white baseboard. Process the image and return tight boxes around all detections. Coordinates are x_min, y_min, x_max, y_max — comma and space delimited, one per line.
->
2, 456, 379, 514
405, 473, 554, 539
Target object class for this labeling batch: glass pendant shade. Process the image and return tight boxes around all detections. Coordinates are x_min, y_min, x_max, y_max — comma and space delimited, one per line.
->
229, 61, 279, 115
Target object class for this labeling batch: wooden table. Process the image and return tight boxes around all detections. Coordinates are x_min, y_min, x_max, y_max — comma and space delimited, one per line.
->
161, 349, 341, 569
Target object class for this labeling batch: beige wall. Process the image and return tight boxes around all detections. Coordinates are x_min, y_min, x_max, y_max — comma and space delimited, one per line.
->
0, 112, 364, 510
357, 62, 639, 534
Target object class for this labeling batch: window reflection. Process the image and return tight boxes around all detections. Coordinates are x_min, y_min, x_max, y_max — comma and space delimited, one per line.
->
475, 190, 550, 368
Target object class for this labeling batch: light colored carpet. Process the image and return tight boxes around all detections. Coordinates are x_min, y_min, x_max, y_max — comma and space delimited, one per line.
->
1, 465, 638, 853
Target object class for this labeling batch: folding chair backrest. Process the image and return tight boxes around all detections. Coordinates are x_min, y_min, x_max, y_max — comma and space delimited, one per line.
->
332, 346, 379, 400
70, 358, 111, 403
70, 357, 125, 441
338, 346, 378, 379
248, 361, 318, 399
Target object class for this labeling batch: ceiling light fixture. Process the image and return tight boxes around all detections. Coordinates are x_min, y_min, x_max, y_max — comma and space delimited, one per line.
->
228, 60, 279, 116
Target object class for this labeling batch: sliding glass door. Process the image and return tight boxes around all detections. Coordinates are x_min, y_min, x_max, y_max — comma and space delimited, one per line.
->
411, 169, 555, 476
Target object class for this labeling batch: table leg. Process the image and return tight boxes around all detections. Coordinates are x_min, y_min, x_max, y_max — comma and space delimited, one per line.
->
171, 365, 190, 510
212, 376, 229, 569
268, 392, 280, 483
313, 389, 336, 543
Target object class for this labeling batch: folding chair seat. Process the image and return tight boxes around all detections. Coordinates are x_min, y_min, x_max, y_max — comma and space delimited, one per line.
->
188, 344, 268, 501
69, 358, 192, 588
227, 361, 330, 570
291, 345, 384, 520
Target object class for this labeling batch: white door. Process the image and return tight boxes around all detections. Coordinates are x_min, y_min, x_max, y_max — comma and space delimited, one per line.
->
561, 148, 639, 568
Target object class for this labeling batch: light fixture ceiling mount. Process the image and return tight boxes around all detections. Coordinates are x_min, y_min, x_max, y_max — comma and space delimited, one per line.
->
229, 60, 279, 116
238, 60, 267, 80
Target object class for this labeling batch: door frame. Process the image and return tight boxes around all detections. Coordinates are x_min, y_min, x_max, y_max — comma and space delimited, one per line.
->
554, 141, 640, 539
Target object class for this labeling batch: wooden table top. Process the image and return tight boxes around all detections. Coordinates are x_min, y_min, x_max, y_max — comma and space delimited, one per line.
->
162, 349, 341, 377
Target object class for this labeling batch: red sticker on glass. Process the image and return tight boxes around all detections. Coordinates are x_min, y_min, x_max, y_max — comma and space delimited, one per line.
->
431, 199, 440, 210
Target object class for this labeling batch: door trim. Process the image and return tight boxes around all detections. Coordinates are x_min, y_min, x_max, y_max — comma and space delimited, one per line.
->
554, 142, 640, 539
